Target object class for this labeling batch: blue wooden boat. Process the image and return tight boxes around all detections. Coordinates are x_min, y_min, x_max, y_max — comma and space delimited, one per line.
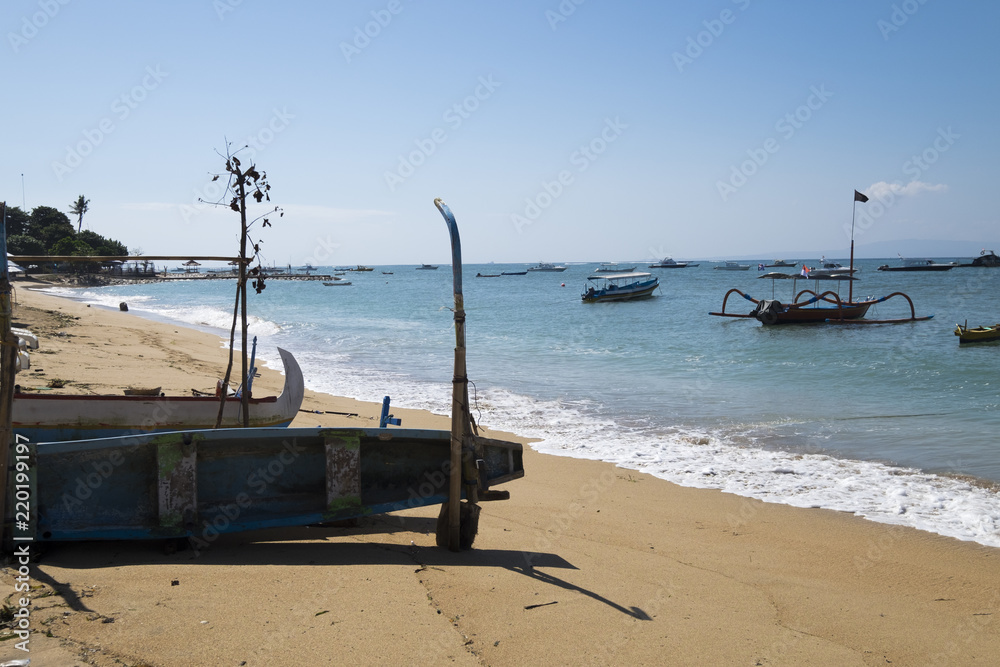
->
17, 426, 522, 544
12, 348, 304, 443
581, 272, 659, 302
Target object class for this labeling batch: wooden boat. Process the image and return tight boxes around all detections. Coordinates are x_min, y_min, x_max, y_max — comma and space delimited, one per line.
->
527, 262, 567, 272
323, 281, 352, 286
714, 261, 750, 271
19, 426, 522, 543
500, 271, 527, 276
710, 287, 931, 325
582, 272, 659, 302
475, 273, 501, 278
955, 322, 1000, 344
12, 348, 305, 442
649, 257, 694, 268
877, 257, 956, 272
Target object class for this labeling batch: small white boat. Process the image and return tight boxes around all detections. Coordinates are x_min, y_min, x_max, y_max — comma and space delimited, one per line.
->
416, 264, 439, 270
649, 257, 694, 268
527, 262, 567, 272
594, 262, 636, 273
714, 261, 750, 271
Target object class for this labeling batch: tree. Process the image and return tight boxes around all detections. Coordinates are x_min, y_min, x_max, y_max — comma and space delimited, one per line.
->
78, 230, 127, 256
6, 235, 46, 256
27, 207, 75, 252
2, 206, 29, 236
69, 195, 90, 233
199, 147, 281, 427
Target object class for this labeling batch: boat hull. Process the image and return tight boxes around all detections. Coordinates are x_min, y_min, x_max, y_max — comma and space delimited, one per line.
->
774, 302, 872, 324
955, 324, 1000, 344
13, 348, 305, 442
582, 278, 659, 302
16, 426, 523, 542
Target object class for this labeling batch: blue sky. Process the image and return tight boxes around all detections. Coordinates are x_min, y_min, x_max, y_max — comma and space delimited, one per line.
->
3, 1, 997, 265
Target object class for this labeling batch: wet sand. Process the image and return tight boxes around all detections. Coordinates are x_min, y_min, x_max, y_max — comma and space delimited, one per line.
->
1, 282, 998, 666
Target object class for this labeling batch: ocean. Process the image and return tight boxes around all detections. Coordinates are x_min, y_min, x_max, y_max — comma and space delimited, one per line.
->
45, 258, 1000, 548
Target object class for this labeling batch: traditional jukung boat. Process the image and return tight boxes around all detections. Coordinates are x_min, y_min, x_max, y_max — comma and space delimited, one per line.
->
13, 347, 305, 442
19, 426, 522, 544
4, 200, 524, 552
954, 322, 1000, 344
582, 272, 659, 302
710, 276, 931, 324
710, 190, 932, 325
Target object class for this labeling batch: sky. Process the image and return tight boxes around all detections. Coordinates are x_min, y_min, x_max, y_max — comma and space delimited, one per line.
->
3, 0, 998, 266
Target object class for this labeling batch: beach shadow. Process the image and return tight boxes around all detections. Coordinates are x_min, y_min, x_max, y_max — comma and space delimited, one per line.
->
36, 523, 651, 620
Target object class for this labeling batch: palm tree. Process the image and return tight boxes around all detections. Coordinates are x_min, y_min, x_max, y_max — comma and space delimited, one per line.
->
69, 195, 90, 232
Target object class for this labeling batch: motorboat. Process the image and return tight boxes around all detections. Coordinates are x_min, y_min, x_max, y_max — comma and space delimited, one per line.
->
416, 264, 439, 270
713, 261, 750, 271
527, 262, 567, 272
955, 321, 1000, 344
765, 260, 797, 267
581, 272, 659, 302
877, 257, 956, 272
649, 257, 695, 268
594, 262, 636, 273
956, 249, 1000, 267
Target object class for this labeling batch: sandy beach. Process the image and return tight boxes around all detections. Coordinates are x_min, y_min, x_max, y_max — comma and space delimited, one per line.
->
2, 282, 999, 666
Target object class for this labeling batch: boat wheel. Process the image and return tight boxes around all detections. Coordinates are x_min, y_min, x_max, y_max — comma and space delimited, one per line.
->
435, 501, 481, 550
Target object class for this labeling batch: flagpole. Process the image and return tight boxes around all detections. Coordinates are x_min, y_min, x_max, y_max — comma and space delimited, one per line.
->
849, 196, 856, 303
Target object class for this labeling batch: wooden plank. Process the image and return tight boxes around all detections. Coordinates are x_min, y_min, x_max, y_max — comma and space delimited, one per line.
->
323, 433, 362, 518
156, 436, 199, 531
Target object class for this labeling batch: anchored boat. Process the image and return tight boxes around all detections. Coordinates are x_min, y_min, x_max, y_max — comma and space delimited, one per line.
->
582, 272, 659, 302
955, 322, 1000, 344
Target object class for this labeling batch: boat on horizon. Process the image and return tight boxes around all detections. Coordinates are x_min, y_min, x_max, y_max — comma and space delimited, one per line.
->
765, 259, 797, 267
582, 272, 659, 302
416, 263, 439, 270
500, 270, 527, 276
877, 257, 957, 272
13, 348, 305, 442
955, 249, 1000, 267
714, 261, 750, 271
527, 262, 567, 272
594, 262, 636, 273
649, 257, 696, 268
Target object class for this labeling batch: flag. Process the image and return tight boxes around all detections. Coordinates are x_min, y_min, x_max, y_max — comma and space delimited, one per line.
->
854, 190, 869, 203
800, 264, 810, 277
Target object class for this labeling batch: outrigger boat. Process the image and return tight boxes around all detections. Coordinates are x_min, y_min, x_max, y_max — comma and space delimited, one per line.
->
582, 272, 659, 302
955, 321, 1000, 344
709, 190, 932, 326
2, 200, 523, 552
12, 348, 305, 442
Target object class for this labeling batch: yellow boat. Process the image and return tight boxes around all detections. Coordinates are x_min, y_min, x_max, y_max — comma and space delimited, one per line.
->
955, 321, 1000, 344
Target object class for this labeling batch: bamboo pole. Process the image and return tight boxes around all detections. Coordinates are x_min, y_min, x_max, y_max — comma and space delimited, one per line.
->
0, 203, 17, 546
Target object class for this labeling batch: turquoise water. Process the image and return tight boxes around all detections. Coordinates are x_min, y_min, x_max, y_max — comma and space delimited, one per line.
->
54, 258, 1000, 547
